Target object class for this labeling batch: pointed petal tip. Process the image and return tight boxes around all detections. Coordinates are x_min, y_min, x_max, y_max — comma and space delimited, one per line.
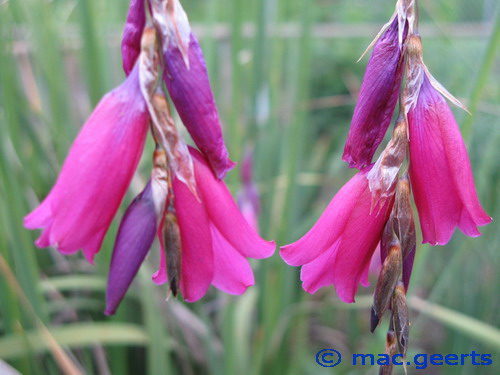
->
258, 240, 276, 258
152, 272, 167, 285
214, 159, 237, 180
104, 306, 116, 316
370, 307, 380, 332
335, 286, 356, 304
34, 235, 50, 249
279, 244, 303, 267
342, 153, 367, 170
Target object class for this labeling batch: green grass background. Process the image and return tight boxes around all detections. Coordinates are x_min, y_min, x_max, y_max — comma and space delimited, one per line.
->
0, 0, 499, 374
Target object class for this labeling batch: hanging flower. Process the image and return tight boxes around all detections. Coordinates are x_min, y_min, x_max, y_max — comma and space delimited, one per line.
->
408, 76, 491, 245
280, 168, 394, 303
24, 65, 149, 263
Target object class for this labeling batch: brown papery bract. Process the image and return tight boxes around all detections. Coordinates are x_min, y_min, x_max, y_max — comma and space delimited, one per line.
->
371, 234, 402, 332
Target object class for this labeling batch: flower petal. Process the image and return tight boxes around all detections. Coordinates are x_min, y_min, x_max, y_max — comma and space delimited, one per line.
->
174, 174, 214, 302
300, 239, 340, 294
408, 77, 491, 245
24, 64, 149, 262
163, 35, 235, 179
280, 171, 367, 267
191, 148, 275, 260
105, 182, 157, 315
331, 178, 394, 303
343, 18, 406, 169
121, 0, 146, 76
211, 225, 255, 295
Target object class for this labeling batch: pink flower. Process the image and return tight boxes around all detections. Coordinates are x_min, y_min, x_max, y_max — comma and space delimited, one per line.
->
408, 76, 491, 245
121, 0, 146, 76
280, 168, 394, 303
152, 148, 275, 302
163, 34, 236, 179
343, 18, 406, 169
24, 65, 149, 263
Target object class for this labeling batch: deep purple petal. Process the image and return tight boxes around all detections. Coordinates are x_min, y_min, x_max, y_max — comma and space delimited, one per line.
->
121, 0, 146, 76
342, 18, 406, 169
163, 34, 235, 179
105, 182, 157, 315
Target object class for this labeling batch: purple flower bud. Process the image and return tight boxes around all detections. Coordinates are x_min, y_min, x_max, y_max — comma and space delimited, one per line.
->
121, 0, 146, 76
163, 34, 236, 179
105, 181, 157, 315
343, 18, 406, 169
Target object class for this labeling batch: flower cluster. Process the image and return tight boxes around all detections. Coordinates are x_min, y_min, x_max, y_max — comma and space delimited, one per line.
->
280, 0, 490, 368
25, 0, 274, 315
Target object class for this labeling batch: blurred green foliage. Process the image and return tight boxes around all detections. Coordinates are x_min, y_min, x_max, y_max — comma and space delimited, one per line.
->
0, 0, 499, 374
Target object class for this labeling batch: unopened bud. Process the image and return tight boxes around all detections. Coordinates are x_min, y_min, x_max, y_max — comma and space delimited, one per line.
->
372, 234, 402, 332
162, 206, 182, 298
393, 175, 416, 260
393, 174, 417, 290
392, 281, 410, 357
106, 181, 159, 315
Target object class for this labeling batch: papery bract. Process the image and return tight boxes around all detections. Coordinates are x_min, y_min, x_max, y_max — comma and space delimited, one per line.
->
24, 65, 149, 262
343, 18, 406, 169
280, 168, 394, 303
408, 77, 491, 245
153, 148, 275, 302
122, 0, 146, 76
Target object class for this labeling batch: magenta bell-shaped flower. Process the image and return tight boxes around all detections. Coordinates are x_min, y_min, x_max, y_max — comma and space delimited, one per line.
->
153, 148, 275, 302
280, 168, 394, 303
408, 76, 491, 245
24, 64, 149, 263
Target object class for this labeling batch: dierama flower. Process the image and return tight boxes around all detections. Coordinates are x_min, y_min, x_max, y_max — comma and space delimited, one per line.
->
150, 0, 236, 179
106, 147, 275, 313
280, 168, 394, 303
153, 148, 275, 302
24, 64, 149, 262
342, 17, 406, 169
408, 75, 491, 245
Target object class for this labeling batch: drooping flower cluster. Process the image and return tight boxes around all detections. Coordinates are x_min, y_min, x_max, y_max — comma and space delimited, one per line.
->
25, 0, 274, 315
281, 0, 490, 369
